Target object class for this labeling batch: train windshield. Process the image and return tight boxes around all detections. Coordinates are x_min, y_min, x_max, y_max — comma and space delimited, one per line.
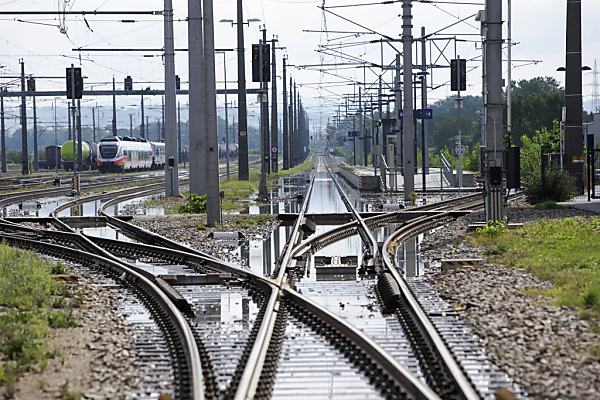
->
100, 144, 118, 158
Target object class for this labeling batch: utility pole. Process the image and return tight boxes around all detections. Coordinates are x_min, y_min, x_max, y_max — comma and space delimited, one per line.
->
92, 106, 96, 142
129, 113, 133, 137
140, 94, 145, 139
359, 87, 364, 166
20, 60, 28, 175
294, 82, 298, 166
237, 0, 249, 180
271, 35, 278, 173
164, 0, 179, 198
1, 89, 5, 173
68, 105, 71, 141
457, 54, 463, 189
203, 0, 221, 225
54, 99, 57, 172
394, 56, 403, 190
377, 74, 382, 176
421, 26, 429, 188
289, 77, 294, 167
507, 0, 512, 146
484, 0, 505, 221
112, 77, 117, 136
30, 78, 38, 171
178, 101, 181, 165
565, 0, 584, 192
282, 57, 289, 170
69, 64, 78, 195
77, 100, 82, 171
220, 52, 230, 178
258, 25, 270, 199
161, 96, 165, 140
188, 0, 206, 195
258, 26, 269, 199
402, 0, 414, 201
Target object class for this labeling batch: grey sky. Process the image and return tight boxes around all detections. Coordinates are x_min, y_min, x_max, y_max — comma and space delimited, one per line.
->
0, 0, 597, 131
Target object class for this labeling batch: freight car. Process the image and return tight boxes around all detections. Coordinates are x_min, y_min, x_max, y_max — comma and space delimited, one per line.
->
218, 143, 239, 158
61, 141, 98, 171
39, 145, 62, 169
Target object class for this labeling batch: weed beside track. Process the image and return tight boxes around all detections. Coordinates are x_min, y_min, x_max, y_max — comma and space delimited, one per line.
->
471, 216, 600, 325
0, 244, 79, 394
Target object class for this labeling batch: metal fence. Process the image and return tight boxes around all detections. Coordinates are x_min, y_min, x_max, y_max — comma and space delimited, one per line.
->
591, 150, 600, 198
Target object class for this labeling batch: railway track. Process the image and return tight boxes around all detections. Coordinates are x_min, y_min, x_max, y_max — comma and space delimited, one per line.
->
0, 154, 523, 399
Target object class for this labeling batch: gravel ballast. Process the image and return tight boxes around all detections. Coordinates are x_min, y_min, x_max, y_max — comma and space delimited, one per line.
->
419, 204, 600, 400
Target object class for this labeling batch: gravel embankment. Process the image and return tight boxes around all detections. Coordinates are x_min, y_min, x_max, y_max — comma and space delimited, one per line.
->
129, 214, 280, 267
11, 268, 141, 400
420, 204, 600, 399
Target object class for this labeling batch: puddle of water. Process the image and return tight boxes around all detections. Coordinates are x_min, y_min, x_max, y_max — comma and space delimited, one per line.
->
81, 226, 133, 242
225, 225, 293, 276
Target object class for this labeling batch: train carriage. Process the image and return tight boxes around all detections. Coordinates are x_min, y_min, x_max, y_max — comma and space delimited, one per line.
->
97, 136, 153, 173
150, 142, 166, 169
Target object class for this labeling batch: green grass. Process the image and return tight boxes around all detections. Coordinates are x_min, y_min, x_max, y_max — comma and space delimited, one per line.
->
141, 195, 170, 207
533, 201, 568, 210
166, 157, 313, 214
471, 217, 600, 324
221, 177, 259, 200
267, 157, 314, 181
339, 165, 355, 174
0, 243, 79, 386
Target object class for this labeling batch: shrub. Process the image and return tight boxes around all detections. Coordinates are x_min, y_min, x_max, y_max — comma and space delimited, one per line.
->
476, 217, 508, 238
178, 194, 207, 214
524, 166, 577, 204
409, 192, 418, 206
583, 287, 600, 309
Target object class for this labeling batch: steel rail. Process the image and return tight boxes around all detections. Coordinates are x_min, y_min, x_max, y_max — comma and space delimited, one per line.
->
381, 213, 481, 400
0, 233, 205, 400
323, 158, 379, 267
0, 176, 164, 209
82, 160, 443, 400
283, 286, 441, 400
233, 168, 316, 400
51, 183, 167, 232
270, 156, 442, 400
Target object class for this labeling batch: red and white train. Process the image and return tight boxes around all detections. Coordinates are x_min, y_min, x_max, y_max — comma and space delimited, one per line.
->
97, 136, 165, 173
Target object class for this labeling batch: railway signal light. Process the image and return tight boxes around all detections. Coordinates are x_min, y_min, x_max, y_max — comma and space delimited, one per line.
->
175, 75, 181, 90
450, 59, 466, 92
124, 76, 133, 91
66, 67, 83, 99
27, 77, 35, 92
251, 43, 270, 82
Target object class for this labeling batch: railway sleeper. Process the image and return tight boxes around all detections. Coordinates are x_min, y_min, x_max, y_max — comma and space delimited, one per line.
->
285, 299, 409, 400
224, 286, 270, 400
255, 301, 289, 399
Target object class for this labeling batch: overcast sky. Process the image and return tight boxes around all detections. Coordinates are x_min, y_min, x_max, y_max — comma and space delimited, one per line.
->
0, 0, 597, 131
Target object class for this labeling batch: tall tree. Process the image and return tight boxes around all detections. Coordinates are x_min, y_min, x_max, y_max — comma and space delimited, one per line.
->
507, 77, 564, 145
